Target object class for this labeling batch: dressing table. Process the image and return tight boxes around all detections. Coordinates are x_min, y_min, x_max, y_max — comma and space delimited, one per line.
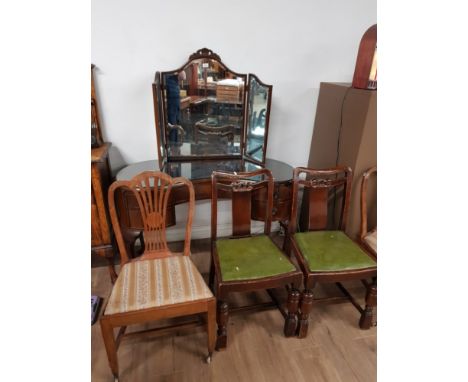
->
114, 49, 294, 240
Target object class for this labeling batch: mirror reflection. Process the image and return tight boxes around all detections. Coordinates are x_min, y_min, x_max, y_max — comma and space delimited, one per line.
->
245, 75, 270, 163
162, 58, 246, 158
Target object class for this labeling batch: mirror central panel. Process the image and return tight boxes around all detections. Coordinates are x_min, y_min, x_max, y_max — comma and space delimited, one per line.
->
161, 56, 246, 159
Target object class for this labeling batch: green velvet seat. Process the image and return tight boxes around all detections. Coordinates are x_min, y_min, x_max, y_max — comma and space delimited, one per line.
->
216, 234, 296, 282
294, 231, 376, 272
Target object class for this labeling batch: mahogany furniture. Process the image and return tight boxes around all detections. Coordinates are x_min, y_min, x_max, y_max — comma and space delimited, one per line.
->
153, 48, 273, 166
305, 82, 376, 240
91, 64, 117, 282
100, 172, 216, 381
114, 158, 294, 253
288, 167, 377, 338
360, 166, 377, 257
92, 142, 117, 283
209, 169, 303, 349
108, 47, 290, 251
352, 24, 377, 90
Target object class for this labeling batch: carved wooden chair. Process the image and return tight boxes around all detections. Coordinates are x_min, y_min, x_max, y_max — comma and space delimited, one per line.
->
209, 168, 303, 349
360, 166, 377, 258
288, 167, 377, 338
100, 171, 216, 381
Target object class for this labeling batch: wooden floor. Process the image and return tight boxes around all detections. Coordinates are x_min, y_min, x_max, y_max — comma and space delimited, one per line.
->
91, 238, 376, 382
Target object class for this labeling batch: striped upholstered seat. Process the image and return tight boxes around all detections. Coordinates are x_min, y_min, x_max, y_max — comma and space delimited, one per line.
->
105, 256, 213, 315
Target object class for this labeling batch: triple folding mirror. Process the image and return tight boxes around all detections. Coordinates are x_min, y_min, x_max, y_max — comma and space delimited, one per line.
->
152, 48, 272, 167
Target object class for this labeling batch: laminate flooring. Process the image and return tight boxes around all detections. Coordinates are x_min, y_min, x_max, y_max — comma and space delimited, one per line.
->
91, 238, 376, 382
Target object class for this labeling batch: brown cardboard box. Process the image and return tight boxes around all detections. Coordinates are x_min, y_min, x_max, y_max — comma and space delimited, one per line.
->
303, 82, 376, 240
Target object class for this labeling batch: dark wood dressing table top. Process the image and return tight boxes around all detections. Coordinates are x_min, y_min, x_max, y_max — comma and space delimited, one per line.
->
116, 158, 293, 183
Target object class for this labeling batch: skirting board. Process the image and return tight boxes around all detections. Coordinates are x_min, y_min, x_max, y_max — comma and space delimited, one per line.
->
165, 200, 280, 242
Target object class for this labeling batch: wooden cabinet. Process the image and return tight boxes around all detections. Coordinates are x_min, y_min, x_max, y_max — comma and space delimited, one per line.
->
91, 64, 117, 282
91, 143, 117, 282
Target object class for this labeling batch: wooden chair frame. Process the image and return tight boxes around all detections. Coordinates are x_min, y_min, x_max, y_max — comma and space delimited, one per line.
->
360, 166, 377, 258
209, 168, 303, 350
287, 167, 377, 338
100, 171, 216, 380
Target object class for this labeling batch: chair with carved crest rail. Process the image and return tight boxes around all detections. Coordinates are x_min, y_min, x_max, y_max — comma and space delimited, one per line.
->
288, 167, 377, 338
360, 166, 377, 258
209, 168, 303, 350
100, 171, 216, 381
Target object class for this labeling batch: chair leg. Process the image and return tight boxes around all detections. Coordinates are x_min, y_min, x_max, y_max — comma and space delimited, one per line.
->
100, 318, 119, 380
360, 281, 377, 329
206, 299, 216, 362
283, 288, 300, 337
297, 289, 314, 338
215, 300, 229, 350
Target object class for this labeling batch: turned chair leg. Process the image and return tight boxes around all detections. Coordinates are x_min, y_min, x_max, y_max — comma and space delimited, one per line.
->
284, 288, 300, 337
206, 299, 216, 362
100, 319, 119, 380
297, 289, 314, 338
360, 281, 377, 329
215, 301, 229, 350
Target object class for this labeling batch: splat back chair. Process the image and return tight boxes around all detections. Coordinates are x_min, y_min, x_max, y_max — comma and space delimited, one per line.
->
100, 171, 216, 381
210, 169, 303, 350
360, 167, 377, 258
288, 167, 377, 338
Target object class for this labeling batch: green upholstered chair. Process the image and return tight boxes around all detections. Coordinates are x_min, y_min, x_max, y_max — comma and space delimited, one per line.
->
209, 168, 303, 349
288, 167, 377, 338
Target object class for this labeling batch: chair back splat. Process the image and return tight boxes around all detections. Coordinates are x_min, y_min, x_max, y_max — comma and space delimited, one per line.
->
291, 167, 353, 234
211, 168, 274, 242
108, 171, 195, 265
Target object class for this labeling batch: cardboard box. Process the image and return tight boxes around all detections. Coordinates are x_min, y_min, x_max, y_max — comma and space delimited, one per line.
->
303, 82, 376, 240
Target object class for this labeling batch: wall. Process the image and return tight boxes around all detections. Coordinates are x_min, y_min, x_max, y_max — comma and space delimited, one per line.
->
92, 0, 376, 240
92, 0, 376, 171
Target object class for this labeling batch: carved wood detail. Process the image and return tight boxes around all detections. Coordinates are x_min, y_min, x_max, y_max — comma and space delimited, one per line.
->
189, 47, 221, 61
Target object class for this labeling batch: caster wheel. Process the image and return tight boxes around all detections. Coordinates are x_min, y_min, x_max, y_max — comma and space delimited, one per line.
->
206, 355, 212, 364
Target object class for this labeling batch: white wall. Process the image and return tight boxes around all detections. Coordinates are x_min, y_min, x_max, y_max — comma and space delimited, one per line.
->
92, 0, 376, 172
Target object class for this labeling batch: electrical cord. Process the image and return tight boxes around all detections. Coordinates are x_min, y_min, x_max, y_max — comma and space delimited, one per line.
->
336, 86, 352, 167
332, 86, 352, 227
